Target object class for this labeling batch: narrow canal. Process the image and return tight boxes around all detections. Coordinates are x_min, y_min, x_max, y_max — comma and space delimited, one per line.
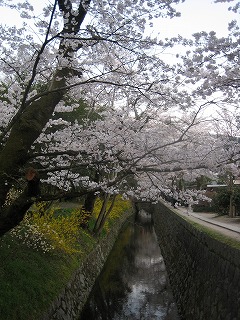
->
79, 210, 179, 319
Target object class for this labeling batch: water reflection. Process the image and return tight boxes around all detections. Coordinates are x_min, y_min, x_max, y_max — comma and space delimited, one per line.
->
80, 210, 179, 320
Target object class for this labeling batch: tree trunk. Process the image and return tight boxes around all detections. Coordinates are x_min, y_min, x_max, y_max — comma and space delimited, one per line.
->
0, 1, 92, 236
228, 174, 235, 218
0, 191, 34, 237
80, 172, 100, 227
80, 192, 98, 228
0, 67, 68, 199
95, 195, 117, 236
0, 72, 67, 235
93, 193, 110, 234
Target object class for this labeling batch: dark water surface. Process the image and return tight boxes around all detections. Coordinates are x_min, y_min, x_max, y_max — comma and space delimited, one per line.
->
79, 210, 179, 320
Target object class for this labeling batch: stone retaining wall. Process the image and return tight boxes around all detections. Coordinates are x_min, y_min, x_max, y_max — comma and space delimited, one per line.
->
41, 211, 133, 320
137, 201, 240, 320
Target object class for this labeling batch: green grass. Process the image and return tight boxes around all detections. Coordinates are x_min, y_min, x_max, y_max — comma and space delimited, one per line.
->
0, 231, 89, 320
178, 213, 240, 250
190, 221, 240, 250
0, 198, 132, 320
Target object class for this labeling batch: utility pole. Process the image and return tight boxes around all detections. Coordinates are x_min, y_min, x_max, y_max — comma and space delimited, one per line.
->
229, 173, 235, 218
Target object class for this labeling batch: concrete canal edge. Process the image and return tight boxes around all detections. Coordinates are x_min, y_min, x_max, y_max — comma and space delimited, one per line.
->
40, 210, 134, 320
138, 201, 240, 320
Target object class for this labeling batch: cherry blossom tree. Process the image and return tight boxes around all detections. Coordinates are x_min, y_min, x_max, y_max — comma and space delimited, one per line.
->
0, 0, 188, 236
0, 0, 239, 236
173, 0, 239, 108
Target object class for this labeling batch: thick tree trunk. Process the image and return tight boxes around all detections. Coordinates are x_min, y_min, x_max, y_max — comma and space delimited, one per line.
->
83, 192, 97, 213
0, 63, 69, 237
0, 191, 34, 237
0, 70, 66, 208
0, 1, 92, 237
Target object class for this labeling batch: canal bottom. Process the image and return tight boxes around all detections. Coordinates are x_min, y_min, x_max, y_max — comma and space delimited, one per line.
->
79, 210, 179, 319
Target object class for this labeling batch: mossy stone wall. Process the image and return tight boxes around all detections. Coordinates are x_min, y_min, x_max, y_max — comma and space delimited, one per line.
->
41, 212, 133, 320
137, 201, 240, 320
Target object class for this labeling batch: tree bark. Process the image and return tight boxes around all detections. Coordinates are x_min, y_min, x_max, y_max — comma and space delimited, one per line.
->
95, 195, 117, 236
83, 192, 97, 213
93, 194, 110, 234
0, 191, 34, 237
0, 0, 92, 236
80, 171, 100, 227
228, 174, 235, 218
0, 70, 66, 208
93, 194, 117, 236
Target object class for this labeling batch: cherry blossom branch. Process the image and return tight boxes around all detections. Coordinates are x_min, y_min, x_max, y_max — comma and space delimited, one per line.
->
133, 164, 208, 174
0, 2, 59, 142
23, 77, 166, 108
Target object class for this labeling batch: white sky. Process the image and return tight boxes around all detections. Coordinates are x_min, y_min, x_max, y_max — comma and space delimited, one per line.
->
155, 0, 239, 38
0, 0, 239, 37
0, 1, 238, 125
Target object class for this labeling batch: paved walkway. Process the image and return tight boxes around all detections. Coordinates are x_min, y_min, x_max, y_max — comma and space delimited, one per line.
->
164, 202, 240, 242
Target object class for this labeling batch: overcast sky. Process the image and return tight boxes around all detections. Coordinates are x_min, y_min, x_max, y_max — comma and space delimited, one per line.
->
0, 0, 239, 37
158, 0, 239, 38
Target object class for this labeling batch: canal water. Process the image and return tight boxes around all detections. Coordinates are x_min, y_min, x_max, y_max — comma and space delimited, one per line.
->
79, 210, 179, 319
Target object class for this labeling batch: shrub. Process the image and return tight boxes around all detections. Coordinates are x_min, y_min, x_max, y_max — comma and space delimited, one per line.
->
9, 202, 90, 254
192, 204, 216, 213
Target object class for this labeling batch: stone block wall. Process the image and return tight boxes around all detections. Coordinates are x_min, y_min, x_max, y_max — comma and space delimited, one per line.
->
41, 211, 133, 320
139, 201, 240, 320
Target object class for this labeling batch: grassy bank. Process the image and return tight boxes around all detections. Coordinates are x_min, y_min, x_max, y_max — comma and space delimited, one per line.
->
0, 196, 132, 320
189, 220, 240, 250
176, 212, 240, 250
